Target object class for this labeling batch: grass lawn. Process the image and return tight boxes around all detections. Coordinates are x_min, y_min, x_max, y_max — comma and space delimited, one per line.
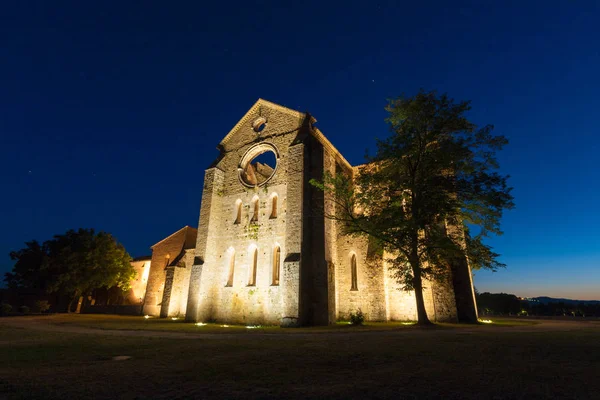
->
44, 314, 539, 334
1, 315, 597, 399
46, 313, 423, 334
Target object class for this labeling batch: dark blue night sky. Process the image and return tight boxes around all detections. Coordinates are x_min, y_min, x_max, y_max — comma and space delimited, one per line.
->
1, 1, 599, 299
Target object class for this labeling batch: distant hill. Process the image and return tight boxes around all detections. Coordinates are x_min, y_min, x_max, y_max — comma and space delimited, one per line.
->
526, 296, 600, 305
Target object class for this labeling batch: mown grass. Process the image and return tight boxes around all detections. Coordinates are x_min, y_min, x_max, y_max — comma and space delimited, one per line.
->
44, 314, 538, 334
47, 314, 424, 334
1, 316, 597, 399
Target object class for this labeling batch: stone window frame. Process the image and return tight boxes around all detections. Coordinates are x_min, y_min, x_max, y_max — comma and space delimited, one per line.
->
234, 199, 243, 225
250, 195, 260, 222
350, 252, 358, 291
269, 193, 278, 219
252, 117, 267, 133
225, 247, 235, 287
272, 244, 281, 286
238, 142, 280, 188
247, 245, 258, 287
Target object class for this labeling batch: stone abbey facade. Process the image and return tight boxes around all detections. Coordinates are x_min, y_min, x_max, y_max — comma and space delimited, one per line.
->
139, 99, 478, 326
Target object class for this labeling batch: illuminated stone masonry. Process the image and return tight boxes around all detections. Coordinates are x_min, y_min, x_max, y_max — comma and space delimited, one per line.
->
140, 99, 478, 326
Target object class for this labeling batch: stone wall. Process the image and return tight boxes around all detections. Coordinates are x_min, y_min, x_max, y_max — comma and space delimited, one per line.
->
334, 220, 459, 322
160, 250, 194, 317
429, 274, 458, 322
187, 102, 308, 325
446, 220, 479, 322
191, 183, 288, 324
282, 143, 303, 326
323, 147, 338, 324
125, 259, 150, 305
300, 134, 330, 326
143, 226, 197, 316
171, 249, 194, 317
185, 168, 224, 322
383, 256, 459, 322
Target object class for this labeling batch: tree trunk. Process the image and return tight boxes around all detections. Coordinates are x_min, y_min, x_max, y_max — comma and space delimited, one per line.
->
410, 235, 432, 325
67, 297, 76, 313
67, 291, 80, 313
411, 264, 432, 325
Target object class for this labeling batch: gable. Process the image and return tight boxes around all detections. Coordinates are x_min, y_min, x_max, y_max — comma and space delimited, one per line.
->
219, 99, 310, 148
214, 99, 352, 172
150, 226, 197, 249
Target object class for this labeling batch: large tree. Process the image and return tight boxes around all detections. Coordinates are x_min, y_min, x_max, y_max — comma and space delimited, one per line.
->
5, 228, 135, 312
311, 90, 514, 325
5, 240, 50, 290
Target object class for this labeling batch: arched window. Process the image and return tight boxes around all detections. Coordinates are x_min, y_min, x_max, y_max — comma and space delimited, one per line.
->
272, 246, 281, 285
270, 194, 278, 219
350, 254, 358, 291
248, 247, 258, 286
234, 199, 242, 224
251, 196, 259, 222
226, 249, 235, 287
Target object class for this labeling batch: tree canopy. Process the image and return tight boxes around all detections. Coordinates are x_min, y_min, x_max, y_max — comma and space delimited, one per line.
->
311, 90, 514, 325
5, 228, 135, 311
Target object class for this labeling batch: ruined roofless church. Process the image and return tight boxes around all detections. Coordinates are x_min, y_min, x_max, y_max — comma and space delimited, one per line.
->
140, 99, 478, 326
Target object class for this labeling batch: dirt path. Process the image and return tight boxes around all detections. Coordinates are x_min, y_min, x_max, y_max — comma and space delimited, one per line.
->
2, 315, 596, 340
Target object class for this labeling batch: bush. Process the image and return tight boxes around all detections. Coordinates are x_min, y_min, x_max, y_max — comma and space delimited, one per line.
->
1, 303, 12, 316
18, 305, 30, 314
349, 309, 365, 326
35, 300, 51, 313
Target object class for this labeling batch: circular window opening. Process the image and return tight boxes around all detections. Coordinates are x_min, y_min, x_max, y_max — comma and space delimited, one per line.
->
253, 117, 267, 133
240, 144, 278, 187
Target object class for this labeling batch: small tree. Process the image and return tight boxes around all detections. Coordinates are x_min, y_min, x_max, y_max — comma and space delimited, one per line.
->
311, 90, 514, 325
